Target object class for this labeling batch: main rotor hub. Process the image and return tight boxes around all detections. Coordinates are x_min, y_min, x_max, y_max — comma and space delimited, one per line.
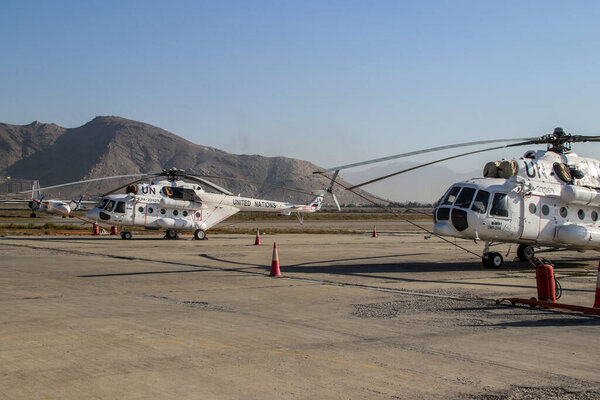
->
542, 127, 572, 154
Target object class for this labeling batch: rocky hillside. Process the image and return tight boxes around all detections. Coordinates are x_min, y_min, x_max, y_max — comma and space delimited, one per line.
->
0, 116, 375, 205
0, 121, 66, 171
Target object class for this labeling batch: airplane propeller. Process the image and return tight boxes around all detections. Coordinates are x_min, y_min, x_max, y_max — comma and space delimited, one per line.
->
71, 195, 86, 211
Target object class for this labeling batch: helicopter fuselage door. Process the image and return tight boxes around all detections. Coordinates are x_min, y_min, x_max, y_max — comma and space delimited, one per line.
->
519, 194, 541, 241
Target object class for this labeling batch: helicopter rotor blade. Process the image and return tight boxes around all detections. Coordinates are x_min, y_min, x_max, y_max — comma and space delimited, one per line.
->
346, 141, 534, 190
331, 193, 341, 211
19, 174, 148, 194
317, 137, 538, 173
191, 174, 314, 195
100, 176, 154, 197
181, 174, 234, 196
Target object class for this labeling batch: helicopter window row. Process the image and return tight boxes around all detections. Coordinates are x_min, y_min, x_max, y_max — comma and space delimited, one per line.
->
528, 203, 537, 214
105, 200, 116, 212
442, 186, 491, 214
96, 198, 109, 209
455, 187, 476, 208
542, 205, 550, 216
442, 187, 461, 205
115, 201, 126, 213
490, 193, 509, 217
471, 190, 490, 214
132, 204, 198, 218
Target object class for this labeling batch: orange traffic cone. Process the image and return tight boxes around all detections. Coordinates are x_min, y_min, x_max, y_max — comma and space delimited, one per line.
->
255, 228, 261, 245
372, 226, 377, 238
92, 223, 100, 235
594, 261, 600, 308
110, 226, 118, 235
270, 242, 281, 276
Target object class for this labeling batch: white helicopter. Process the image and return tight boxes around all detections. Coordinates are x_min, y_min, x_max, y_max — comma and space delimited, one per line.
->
317, 128, 600, 268
35, 169, 339, 240
1, 180, 89, 217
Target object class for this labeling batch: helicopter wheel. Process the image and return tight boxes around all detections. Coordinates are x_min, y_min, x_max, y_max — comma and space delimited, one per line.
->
194, 229, 206, 240
166, 229, 178, 239
30, 213, 36, 218
517, 244, 535, 262
120, 231, 132, 240
482, 252, 503, 268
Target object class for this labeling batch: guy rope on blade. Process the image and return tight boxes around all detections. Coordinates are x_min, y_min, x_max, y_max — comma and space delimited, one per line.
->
315, 128, 600, 268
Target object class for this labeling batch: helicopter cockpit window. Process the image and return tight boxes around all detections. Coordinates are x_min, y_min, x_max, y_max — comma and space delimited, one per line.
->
490, 193, 509, 217
454, 187, 476, 209
471, 190, 490, 214
442, 186, 461, 205
114, 201, 126, 213
96, 198, 109, 209
105, 200, 116, 212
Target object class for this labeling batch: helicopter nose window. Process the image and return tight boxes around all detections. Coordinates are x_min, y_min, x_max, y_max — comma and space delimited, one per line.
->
471, 190, 490, 214
455, 187, 476, 208
490, 193, 509, 217
96, 198, 109, 209
105, 200, 116, 212
436, 207, 450, 221
442, 186, 461, 205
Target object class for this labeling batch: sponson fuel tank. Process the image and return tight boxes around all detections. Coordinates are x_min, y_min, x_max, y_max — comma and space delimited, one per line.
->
555, 224, 600, 247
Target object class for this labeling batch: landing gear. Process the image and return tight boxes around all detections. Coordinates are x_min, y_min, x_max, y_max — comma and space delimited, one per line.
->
165, 229, 178, 239
120, 231, 132, 240
30, 213, 37, 218
482, 252, 503, 268
194, 229, 206, 240
517, 244, 535, 262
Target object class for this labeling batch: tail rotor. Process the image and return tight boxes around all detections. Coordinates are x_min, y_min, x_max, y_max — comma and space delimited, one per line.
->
327, 170, 341, 211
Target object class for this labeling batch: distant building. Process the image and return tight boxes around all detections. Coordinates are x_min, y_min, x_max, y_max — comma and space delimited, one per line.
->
0, 178, 31, 195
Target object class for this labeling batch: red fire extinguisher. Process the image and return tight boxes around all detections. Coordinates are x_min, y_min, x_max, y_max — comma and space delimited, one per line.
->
535, 260, 556, 302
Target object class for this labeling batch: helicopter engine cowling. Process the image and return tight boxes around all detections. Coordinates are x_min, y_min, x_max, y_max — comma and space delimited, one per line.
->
158, 198, 202, 210
560, 185, 600, 207
556, 224, 600, 247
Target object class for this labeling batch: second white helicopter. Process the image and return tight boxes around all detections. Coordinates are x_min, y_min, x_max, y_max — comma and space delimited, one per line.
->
49, 169, 338, 240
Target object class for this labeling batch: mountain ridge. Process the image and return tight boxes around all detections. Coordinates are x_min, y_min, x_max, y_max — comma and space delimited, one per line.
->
0, 116, 373, 205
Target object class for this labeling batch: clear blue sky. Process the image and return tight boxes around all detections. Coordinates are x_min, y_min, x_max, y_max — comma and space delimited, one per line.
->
3, 0, 600, 172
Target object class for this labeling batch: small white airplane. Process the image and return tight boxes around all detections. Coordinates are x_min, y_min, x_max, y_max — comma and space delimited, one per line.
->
317, 128, 600, 268
35, 169, 339, 240
1, 180, 90, 217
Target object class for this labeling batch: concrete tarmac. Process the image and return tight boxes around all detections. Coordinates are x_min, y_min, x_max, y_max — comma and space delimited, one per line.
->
1, 229, 599, 399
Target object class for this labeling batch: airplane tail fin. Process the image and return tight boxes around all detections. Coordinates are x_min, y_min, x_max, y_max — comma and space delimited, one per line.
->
307, 190, 325, 210
31, 180, 41, 200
